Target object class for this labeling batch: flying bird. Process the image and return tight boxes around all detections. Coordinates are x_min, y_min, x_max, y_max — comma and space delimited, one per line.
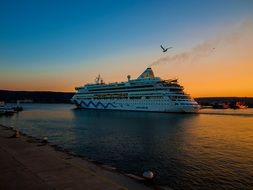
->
160, 45, 172, 52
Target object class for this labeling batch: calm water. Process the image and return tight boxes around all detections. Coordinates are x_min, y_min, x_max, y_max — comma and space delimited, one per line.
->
1, 104, 253, 190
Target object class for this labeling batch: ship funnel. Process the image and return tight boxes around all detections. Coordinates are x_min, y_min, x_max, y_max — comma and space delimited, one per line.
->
137, 67, 155, 79
127, 75, 131, 81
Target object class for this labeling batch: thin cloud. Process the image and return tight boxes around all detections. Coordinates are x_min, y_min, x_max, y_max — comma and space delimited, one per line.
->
150, 21, 253, 67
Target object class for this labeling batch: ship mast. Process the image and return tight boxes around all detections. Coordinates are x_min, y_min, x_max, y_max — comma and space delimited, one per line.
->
95, 74, 104, 84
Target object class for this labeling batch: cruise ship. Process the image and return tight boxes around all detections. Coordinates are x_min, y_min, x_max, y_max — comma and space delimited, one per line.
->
71, 68, 200, 113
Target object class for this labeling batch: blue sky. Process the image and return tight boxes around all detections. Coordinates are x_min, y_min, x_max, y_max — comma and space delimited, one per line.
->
0, 0, 253, 93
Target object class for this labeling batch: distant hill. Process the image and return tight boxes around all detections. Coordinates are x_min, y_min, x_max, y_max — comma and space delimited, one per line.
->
0, 90, 74, 103
0, 90, 252, 107
195, 97, 253, 108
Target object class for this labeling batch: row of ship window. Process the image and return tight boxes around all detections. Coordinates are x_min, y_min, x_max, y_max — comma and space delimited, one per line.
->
81, 98, 166, 100
77, 98, 190, 102
79, 88, 183, 94
86, 83, 181, 91
77, 96, 189, 100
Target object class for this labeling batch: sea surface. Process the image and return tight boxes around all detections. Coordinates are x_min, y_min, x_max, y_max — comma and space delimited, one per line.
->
1, 104, 253, 190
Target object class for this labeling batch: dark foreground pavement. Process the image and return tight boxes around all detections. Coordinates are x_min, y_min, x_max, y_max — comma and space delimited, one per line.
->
0, 125, 156, 190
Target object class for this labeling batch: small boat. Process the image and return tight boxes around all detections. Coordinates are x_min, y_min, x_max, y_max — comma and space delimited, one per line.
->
0, 101, 5, 115
4, 108, 16, 115
0, 101, 16, 116
212, 102, 230, 109
12, 100, 23, 111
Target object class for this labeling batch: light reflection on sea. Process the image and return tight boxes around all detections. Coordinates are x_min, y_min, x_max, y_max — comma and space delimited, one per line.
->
1, 104, 253, 190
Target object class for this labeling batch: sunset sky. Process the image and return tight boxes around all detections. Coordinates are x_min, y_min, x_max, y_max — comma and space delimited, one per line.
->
1, 0, 253, 97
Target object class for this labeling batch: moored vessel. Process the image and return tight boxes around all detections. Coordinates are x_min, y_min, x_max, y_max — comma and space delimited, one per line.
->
71, 68, 200, 113
0, 102, 16, 115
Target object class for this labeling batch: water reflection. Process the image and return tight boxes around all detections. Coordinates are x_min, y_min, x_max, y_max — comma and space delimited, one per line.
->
0, 104, 253, 190
176, 114, 253, 189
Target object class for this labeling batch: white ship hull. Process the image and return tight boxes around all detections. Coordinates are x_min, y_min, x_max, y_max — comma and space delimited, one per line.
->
72, 99, 199, 113
72, 67, 200, 113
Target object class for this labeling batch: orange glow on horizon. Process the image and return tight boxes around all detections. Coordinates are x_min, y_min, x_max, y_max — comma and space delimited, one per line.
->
1, 23, 253, 97
1, 54, 253, 97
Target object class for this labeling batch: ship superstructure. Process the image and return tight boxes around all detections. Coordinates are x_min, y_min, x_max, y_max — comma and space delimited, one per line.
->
71, 68, 200, 113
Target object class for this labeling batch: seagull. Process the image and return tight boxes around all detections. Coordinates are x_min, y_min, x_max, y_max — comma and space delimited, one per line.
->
160, 45, 172, 52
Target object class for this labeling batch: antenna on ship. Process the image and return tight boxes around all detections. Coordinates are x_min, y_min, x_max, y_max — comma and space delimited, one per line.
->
95, 74, 101, 84
95, 74, 104, 84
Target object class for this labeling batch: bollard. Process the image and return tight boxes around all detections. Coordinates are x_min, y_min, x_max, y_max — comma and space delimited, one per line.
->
11, 130, 20, 138
142, 171, 154, 180
43, 137, 48, 143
